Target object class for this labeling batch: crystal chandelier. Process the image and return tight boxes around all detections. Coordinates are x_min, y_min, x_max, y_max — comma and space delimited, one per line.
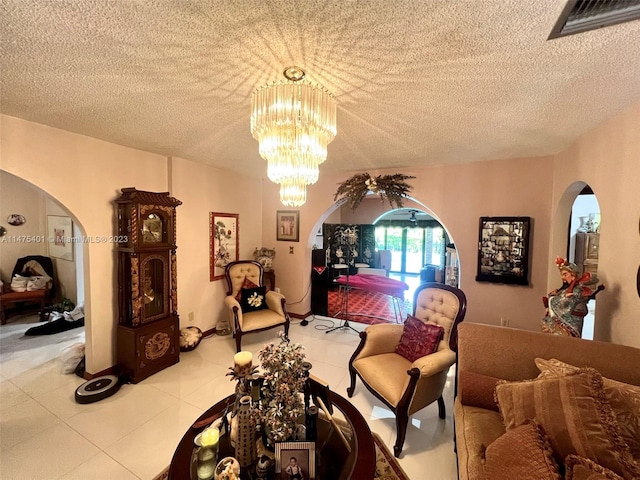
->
251, 66, 337, 207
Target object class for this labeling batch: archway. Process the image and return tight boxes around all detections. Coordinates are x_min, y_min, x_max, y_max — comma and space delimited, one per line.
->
0, 170, 90, 369
306, 194, 460, 318
568, 186, 601, 339
550, 181, 601, 340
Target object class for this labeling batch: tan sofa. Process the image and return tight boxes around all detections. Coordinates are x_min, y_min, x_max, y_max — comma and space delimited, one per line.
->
454, 322, 640, 480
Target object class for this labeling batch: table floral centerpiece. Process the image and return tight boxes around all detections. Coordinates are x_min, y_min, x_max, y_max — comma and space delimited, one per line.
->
257, 332, 307, 446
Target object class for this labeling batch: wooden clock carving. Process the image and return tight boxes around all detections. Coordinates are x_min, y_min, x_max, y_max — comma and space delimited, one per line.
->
115, 188, 182, 383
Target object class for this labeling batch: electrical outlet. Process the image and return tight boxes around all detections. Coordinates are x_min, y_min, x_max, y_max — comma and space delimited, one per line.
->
289, 246, 294, 254
500, 317, 508, 327
188, 312, 194, 323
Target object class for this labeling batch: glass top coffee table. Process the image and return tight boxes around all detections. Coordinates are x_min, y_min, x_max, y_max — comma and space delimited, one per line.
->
169, 389, 375, 480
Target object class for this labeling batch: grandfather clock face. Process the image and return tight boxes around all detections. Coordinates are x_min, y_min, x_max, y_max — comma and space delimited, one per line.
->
142, 213, 163, 244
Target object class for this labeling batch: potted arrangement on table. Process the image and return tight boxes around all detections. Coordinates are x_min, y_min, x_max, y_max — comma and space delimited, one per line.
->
257, 332, 307, 446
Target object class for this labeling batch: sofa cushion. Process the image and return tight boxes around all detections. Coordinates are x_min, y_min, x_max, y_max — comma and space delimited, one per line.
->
240, 286, 268, 313
495, 369, 640, 479
395, 315, 444, 362
535, 357, 640, 460
483, 420, 561, 480
564, 455, 624, 480
458, 370, 501, 412
454, 399, 506, 480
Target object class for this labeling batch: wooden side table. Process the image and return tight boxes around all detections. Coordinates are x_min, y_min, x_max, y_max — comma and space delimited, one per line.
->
263, 270, 275, 292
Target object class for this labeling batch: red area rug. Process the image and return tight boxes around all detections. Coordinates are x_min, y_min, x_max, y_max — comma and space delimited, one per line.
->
327, 287, 412, 325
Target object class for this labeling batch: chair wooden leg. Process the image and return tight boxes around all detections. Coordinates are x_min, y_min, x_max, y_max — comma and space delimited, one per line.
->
394, 409, 409, 457
235, 331, 242, 352
347, 367, 357, 397
437, 395, 446, 419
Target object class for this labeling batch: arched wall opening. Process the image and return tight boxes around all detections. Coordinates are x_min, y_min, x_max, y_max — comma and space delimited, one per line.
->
0, 170, 92, 371
305, 193, 461, 317
549, 180, 602, 340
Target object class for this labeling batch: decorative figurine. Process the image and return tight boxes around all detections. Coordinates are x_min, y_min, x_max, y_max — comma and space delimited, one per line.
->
541, 256, 604, 337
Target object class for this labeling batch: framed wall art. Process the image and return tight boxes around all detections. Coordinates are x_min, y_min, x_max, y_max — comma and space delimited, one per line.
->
276, 210, 299, 242
47, 215, 74, 261
210, 212, 238, 281
476, 216, 531, 285
275, 441, 315, 480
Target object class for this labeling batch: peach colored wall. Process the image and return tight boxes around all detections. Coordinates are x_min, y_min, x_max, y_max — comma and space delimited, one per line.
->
286, 157, 555, 334
549, 102, 640, 347
1, 115, 169, 375
170, 157, 264, 333
0, 172, 48, 280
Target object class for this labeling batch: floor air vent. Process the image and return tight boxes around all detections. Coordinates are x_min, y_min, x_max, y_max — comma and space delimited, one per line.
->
549, 0, 640, 39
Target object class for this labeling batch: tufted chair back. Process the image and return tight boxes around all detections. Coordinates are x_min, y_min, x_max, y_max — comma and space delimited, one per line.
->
225, 260, 264, 297
412, 282, 467, 352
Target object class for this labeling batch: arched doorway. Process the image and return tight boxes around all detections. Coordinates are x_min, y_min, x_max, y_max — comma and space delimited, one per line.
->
307, 195, 460, 318
0, 171, 87, 370
567, 185, 601, 340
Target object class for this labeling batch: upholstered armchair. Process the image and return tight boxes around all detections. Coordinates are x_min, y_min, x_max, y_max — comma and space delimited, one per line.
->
347, 282, 467, 457
223, 260, 290, 352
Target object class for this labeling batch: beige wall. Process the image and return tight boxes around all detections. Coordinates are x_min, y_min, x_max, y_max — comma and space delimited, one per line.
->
0, 172, 48, 281
1, 115, 170, 374
289, 157, 555, 333
1, 99, 638, 378
550, 102, 640, 346
170, 156, 264, 333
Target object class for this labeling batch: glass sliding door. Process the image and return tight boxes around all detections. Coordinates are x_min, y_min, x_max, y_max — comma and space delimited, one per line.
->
375, 224, 446, 275
405, 227, 424, 273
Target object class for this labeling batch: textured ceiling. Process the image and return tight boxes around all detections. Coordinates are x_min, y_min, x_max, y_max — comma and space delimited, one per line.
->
2, 1, 640, 178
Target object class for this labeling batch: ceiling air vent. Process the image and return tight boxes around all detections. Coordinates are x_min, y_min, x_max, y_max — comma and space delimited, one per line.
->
548, 0, 640, 39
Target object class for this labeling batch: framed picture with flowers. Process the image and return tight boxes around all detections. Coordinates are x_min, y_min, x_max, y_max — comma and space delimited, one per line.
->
210, 212, 239, 281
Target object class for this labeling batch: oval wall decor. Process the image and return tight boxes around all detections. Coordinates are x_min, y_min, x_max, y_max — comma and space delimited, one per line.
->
637, 264, 640, 298
7, 214, 26, 226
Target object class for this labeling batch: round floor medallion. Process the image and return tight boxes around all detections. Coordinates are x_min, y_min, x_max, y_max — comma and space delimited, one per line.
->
75, 375, 121, 404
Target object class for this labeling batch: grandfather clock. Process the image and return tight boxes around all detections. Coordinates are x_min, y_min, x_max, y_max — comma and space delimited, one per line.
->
115, 188, 182, 383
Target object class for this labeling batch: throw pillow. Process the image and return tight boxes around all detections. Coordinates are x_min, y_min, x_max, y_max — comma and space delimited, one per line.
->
535, 358, 640, 459
565, 455, 624, 480
483, 420, 561, 480
240, 286, 268, 313
495, 369, 640, 479
458, 370, 501, 412
235, 277, 259, 301
395, 315, 444, 362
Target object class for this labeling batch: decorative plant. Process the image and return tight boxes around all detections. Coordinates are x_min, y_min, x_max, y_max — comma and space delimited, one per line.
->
257, 332, 307, 442
334, 172, 416, 210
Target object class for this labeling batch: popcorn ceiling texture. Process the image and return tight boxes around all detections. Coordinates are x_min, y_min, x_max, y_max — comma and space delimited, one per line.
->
1, 0, 639, 177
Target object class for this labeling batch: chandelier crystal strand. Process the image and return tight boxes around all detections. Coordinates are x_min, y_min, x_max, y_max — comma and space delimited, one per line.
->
251, 68, 336, 206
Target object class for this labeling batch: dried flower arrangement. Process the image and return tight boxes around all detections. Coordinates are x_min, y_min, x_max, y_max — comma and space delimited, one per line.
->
334, 172, 416, 210
257, 332, 307, 443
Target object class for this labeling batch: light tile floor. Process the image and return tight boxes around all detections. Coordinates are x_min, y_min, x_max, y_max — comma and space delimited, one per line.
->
1, 313, 458, 479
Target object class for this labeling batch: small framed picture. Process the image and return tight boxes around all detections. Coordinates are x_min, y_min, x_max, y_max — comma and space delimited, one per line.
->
47, 215, 74, 261
275, 441, 315, 480
277, 210, 299, 242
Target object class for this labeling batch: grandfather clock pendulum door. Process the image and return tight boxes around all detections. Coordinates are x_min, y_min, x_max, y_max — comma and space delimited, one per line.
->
115, 188, 182, 383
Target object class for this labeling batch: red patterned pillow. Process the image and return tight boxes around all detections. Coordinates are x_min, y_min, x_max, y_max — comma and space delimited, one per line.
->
235, 277, 259, 301
395, 315, 444, 362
